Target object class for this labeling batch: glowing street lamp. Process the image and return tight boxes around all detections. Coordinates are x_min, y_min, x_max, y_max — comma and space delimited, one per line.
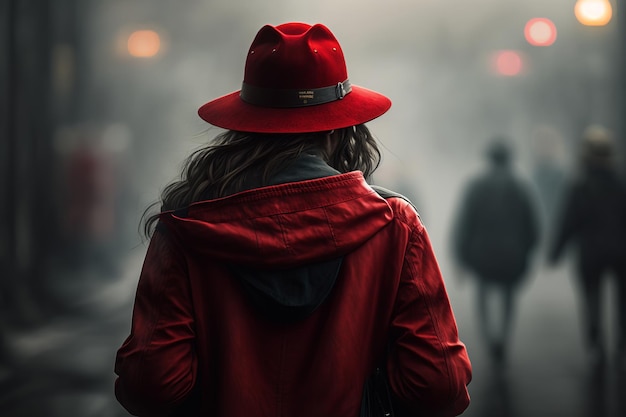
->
574, 0, 613, 26
524, 18, 557, 46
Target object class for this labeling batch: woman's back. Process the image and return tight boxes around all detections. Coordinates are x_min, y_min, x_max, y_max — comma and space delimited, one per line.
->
114, 21, 471, 417
115, 171, 471, 416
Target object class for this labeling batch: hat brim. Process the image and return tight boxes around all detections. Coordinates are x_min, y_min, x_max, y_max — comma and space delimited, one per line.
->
198, 85, 391, 133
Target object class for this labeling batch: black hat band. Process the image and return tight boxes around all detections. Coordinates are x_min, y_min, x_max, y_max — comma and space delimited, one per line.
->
240, 79, 352, 108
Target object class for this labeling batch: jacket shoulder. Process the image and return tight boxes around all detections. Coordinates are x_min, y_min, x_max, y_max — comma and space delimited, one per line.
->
371, 185, 422, 229
371, 185, 416, 209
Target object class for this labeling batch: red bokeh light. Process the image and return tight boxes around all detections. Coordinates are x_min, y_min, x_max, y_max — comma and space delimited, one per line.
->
493, 50, 523, 76
524, 18, 557, 47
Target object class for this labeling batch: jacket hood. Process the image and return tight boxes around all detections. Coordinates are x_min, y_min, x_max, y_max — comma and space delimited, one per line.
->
159, 170, 393, 270
158, 158, 393, 322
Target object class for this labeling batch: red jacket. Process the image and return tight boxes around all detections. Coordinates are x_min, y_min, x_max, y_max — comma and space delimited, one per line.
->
115, 171, 471, 417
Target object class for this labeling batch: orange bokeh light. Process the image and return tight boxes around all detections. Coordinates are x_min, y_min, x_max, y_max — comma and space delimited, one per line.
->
127, 30, 161, 58
493, 50, 523, 76
524, 18, 557, 46
575, 0, 612, 26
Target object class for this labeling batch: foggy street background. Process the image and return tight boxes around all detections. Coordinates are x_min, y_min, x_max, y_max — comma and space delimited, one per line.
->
2, 0, 625, 416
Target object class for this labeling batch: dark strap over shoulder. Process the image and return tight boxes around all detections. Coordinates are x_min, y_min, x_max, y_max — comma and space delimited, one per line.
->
370, 185, 418, 212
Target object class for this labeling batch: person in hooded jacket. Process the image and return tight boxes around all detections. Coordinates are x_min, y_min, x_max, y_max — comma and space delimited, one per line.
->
451, 138, 540, 364
548, 125, 626, 369
114, 22, 472, 417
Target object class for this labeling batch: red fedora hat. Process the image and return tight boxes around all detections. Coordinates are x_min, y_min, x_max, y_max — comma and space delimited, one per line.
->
198, 22, 391, 133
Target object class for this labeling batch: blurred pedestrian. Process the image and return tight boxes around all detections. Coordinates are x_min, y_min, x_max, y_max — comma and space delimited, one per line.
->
452, 137, 540, 364
114, 22, 471, 417
548, 125, 626, 369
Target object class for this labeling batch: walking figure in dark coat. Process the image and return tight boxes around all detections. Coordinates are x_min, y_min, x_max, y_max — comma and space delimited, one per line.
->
452, 138, 540, 363
548, 125, 626, 369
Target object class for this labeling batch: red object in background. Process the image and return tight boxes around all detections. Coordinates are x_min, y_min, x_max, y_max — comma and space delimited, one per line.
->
63, 144, 118, 242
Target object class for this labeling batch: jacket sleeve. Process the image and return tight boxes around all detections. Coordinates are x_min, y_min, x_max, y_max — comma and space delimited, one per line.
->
114, 226, 197, 416
387, 207, 472, 417
549, 182, 585, 263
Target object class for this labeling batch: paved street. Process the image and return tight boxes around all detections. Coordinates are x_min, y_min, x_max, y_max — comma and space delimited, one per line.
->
447, 260, 626, 417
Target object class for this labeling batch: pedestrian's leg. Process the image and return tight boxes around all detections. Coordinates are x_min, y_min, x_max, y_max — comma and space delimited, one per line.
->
482, 280, 509, 363
614, 263, 626, 368
498, 283, 516, 361
579, 262, 604, 367
476, 279, 492, 345
487, 284, 506, 363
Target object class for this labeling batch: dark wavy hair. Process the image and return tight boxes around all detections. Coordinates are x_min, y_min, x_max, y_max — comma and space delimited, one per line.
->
142, 124, 381, 238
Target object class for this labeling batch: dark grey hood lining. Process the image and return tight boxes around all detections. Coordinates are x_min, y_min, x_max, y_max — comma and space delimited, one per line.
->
228, 153, 343, 322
